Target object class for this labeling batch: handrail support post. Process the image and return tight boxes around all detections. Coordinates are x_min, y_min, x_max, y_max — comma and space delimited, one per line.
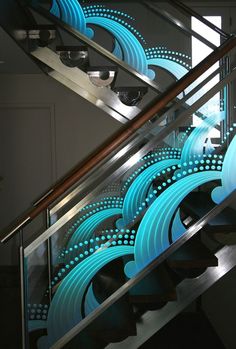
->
19, 229, 29, 349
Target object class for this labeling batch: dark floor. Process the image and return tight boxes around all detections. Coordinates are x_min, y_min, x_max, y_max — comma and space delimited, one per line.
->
0, 266, 21, 349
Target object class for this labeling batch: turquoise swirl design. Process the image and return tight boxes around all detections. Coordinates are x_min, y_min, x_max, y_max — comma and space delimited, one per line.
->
38, 246, 134, 348
147, 58, 189, 80
121, 158, 180, 226
50, 1, 191, 80
67, 208, 122, 250
86, 17, 154, 78
50, 0, 93, 37
125, 171, 222, 278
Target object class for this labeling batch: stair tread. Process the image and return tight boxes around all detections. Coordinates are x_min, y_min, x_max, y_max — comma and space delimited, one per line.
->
168, 236, 218, 268
183, 191, 236, 232
56, 45, 88, 51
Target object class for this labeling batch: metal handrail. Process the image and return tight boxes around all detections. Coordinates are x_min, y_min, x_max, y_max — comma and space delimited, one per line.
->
143, 2, 217, 50
1, 34, 236, 244
24, 65, 236, 256
50, 189, 236, 349
169, 0, 230, 39
49, 64, 225, 218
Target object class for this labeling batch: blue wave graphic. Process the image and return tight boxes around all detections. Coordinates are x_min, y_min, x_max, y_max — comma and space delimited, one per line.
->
121, 159, 180, 226
67, 207, 122, 250
50, 0, 93, 37
86, 17, 154, 78
125, 171, 221, 278
38, 246, 134, 348
147, 58, 189, 80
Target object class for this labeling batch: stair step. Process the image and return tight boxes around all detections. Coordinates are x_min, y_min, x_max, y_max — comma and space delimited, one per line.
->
167, 235, 218, 269
87, 66, 118, 72
183, 191, 236, 232
129, 263, 177, 304
56, 45, 88, 52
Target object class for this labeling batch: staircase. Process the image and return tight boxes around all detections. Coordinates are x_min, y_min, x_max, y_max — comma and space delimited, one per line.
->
1, 1, 236, 349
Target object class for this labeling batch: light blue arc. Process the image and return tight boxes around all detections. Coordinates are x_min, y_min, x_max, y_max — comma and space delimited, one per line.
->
50, 0, 93, 37
122, 159, 180, 225
38, 246, 134, 348
125, 171, 221, 278
67, 208, 122, 249
86, 17, 153, 78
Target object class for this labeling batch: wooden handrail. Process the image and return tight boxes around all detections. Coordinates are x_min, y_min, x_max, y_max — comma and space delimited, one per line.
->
1, 35, 236, 243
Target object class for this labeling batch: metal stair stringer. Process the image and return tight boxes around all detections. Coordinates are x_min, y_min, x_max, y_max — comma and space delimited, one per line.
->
31, 46, 141, 124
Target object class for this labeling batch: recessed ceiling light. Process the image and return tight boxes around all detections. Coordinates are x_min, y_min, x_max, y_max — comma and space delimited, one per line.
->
0, 60, 5, 64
